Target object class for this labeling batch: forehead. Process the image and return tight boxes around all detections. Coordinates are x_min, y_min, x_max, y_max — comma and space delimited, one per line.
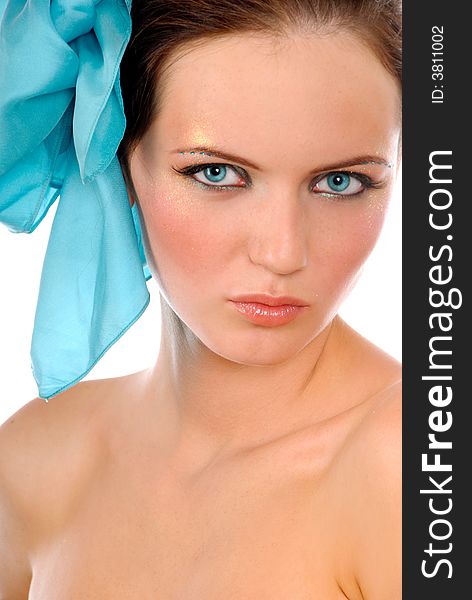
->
149, 32, 400, 167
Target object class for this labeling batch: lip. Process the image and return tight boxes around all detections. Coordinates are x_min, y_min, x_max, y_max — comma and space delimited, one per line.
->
230, 293, 309, 307
228, 294, 309, 327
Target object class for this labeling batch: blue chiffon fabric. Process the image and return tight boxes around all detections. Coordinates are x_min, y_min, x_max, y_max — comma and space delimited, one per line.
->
0, 0, 152, 400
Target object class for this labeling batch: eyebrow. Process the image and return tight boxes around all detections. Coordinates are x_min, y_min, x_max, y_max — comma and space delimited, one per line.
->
172, 146, 393, 171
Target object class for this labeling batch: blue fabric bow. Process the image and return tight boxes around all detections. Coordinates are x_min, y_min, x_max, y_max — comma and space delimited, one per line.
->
0, 0, 152, 400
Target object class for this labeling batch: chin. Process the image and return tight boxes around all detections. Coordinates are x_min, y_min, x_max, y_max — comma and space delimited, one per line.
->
168, 302, 335, 365
200, 326, 324, 367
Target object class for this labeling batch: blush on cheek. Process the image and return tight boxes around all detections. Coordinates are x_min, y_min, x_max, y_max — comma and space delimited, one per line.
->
142, 197, 224, 288
342, 214, 383, 267
315, 204, 387, 299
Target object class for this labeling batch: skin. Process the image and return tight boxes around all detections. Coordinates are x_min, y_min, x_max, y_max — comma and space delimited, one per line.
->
0, 30, 401, 599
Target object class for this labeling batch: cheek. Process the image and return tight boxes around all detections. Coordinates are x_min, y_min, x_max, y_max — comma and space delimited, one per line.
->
312, 198, 388, 296
139, 193, 232, 293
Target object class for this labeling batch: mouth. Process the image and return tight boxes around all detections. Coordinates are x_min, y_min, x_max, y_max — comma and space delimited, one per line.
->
228, 294, 309, 327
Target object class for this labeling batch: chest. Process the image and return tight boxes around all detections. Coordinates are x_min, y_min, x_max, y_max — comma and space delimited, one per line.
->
28, 439, 354, 599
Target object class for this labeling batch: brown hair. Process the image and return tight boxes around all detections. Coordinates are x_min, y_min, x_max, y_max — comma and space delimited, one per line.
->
117, 0, 402, 172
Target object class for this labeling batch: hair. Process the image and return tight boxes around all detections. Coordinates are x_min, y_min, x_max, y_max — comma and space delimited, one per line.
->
117, 0, 402, 176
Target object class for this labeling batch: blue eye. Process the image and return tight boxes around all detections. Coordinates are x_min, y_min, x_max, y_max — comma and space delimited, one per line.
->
327, 173, 350, 192
180, 163, 246, 188
313, 171, 371, 197
202, 165, 227, 183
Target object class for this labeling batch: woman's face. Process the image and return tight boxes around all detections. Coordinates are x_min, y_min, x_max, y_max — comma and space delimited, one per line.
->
128, 31, 401, 364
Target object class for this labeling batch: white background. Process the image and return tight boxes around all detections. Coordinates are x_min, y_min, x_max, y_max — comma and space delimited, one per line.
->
0, 172, 401, 424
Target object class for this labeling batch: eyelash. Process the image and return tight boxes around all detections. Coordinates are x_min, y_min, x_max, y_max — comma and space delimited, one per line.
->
172, 163, 248, 192
172, 163, 384, 197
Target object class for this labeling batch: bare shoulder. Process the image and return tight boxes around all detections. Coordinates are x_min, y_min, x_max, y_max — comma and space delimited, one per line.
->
348, 379, 402, 494
0, 381, 105, 501
340, 380, 402, 600
351, 374, 402, 452
1, 371, 147, 507
0, 377, 124, 579
0, 368, 149, 511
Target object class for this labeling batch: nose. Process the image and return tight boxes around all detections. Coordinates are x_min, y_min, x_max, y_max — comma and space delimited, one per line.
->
247, 190, 308, 275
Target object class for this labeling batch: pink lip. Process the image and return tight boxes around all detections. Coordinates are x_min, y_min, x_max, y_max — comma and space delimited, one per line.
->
229, 294, 309, 327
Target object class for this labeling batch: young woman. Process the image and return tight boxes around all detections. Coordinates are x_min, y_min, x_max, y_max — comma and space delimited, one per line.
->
0, 0, 402, 597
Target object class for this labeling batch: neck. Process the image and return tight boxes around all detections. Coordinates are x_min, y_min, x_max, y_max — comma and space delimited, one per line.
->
142, 300, 345, 462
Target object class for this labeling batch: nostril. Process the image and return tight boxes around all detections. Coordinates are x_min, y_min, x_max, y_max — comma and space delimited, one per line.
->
248, 240, 308, 275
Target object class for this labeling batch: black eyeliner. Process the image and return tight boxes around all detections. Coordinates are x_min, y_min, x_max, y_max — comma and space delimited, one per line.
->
172, 163, 251, 190
172, 163, 386, 195
311, 170, 384, 191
